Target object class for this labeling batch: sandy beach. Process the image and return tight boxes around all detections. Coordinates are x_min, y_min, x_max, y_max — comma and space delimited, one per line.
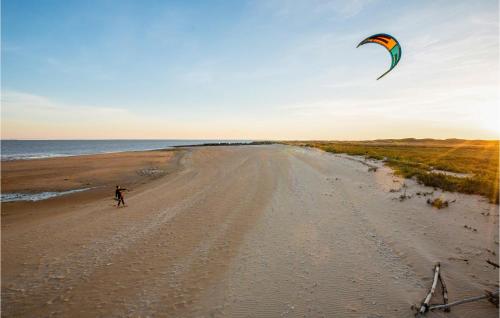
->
1, 145, 498, 317
1, 149, 179, 222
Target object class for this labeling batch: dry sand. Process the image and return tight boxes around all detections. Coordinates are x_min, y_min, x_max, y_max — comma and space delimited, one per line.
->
1, 145, 498, 317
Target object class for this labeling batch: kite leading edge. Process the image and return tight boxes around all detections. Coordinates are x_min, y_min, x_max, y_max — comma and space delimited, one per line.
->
357, 33, 402, 80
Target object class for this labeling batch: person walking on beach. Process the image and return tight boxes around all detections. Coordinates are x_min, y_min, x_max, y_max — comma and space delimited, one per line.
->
115, 185, 127, 207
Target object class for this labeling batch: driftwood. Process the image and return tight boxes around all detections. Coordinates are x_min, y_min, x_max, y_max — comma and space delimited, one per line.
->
416, 262, 499, 316
438, 272, 450, 312
486, 259, 499, 268
419, 262, 440, 314
429, 290, 499, 311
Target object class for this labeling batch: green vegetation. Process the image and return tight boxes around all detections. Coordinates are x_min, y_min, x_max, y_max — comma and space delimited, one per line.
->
284, 139, 499, 204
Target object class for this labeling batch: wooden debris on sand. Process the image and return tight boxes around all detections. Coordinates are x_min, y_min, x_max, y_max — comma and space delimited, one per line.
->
417, 262, 441, 315
486, 259, 499, 268
438, 270, 449, 312
429, 290, 499, 312
415, 262, 499, 316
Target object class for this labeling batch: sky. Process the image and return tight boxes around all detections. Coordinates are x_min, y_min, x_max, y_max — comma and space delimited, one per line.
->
1, 0, 499, 140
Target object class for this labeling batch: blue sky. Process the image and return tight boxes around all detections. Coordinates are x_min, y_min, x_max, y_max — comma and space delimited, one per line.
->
1, 0, 499, 139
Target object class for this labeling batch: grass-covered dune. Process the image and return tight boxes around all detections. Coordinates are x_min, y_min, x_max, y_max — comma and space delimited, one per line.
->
283, 139, 499, 204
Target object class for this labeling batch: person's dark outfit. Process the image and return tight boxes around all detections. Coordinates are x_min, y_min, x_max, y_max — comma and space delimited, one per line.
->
115, 188, 126, 207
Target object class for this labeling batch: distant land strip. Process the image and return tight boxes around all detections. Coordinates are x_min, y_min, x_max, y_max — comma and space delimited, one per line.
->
173, 141, 276, 148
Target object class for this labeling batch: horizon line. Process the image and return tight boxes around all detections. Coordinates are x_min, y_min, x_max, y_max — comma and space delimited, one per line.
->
1, 138, 499, 142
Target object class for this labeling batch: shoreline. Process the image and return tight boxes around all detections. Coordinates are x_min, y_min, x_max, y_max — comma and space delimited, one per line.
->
1, 140, 260, 162
1, 147, 179, 162
1, 188, 92, 203
1, 149, 180, 192
0, 142, 275, 203
1, 148, 184, 222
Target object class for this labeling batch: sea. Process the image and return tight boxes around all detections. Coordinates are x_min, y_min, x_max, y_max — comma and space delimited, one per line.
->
1, 139, 251, 161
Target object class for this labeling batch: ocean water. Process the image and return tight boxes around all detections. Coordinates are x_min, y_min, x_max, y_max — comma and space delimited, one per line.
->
1, 188, 91, 203
1, 140, 250, 161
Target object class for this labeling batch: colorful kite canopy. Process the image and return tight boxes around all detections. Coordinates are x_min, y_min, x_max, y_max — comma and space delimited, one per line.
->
357, 33, 401, 80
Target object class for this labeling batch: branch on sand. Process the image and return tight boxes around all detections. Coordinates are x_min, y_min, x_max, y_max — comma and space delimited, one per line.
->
486, 259, 499, 268
438, 271, 450, 312
429, 290, 499, 312
417, 262, 441, 315
415, 262, 499, 316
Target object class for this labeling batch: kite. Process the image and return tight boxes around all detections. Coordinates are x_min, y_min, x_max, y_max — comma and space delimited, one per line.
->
357, 33, 401, 80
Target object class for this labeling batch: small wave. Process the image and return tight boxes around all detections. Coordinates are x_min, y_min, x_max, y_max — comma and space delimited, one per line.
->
1, 153, 74, 161
1, 188, 91, 203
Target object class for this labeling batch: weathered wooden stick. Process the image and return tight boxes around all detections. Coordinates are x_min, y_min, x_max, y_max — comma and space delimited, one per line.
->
438, 273, 450, 312
419, 262, 440, 314
429, 290, 499, 311
486, 259, 499, 268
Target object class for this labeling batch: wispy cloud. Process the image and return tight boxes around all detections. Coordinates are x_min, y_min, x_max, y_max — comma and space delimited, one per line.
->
1, 90, 128, 117
1, 91, 142, 139
315, 0, 376, 18
43, 57, 115, 81
181, 71, 214, 84
255, 0, 376, 19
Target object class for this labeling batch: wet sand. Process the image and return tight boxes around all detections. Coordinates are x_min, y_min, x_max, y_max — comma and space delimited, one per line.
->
1, 145, 498, 317
1, 149, 179, 222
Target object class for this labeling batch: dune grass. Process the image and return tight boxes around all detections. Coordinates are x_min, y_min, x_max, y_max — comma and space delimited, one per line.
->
284, 139, 499, 204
